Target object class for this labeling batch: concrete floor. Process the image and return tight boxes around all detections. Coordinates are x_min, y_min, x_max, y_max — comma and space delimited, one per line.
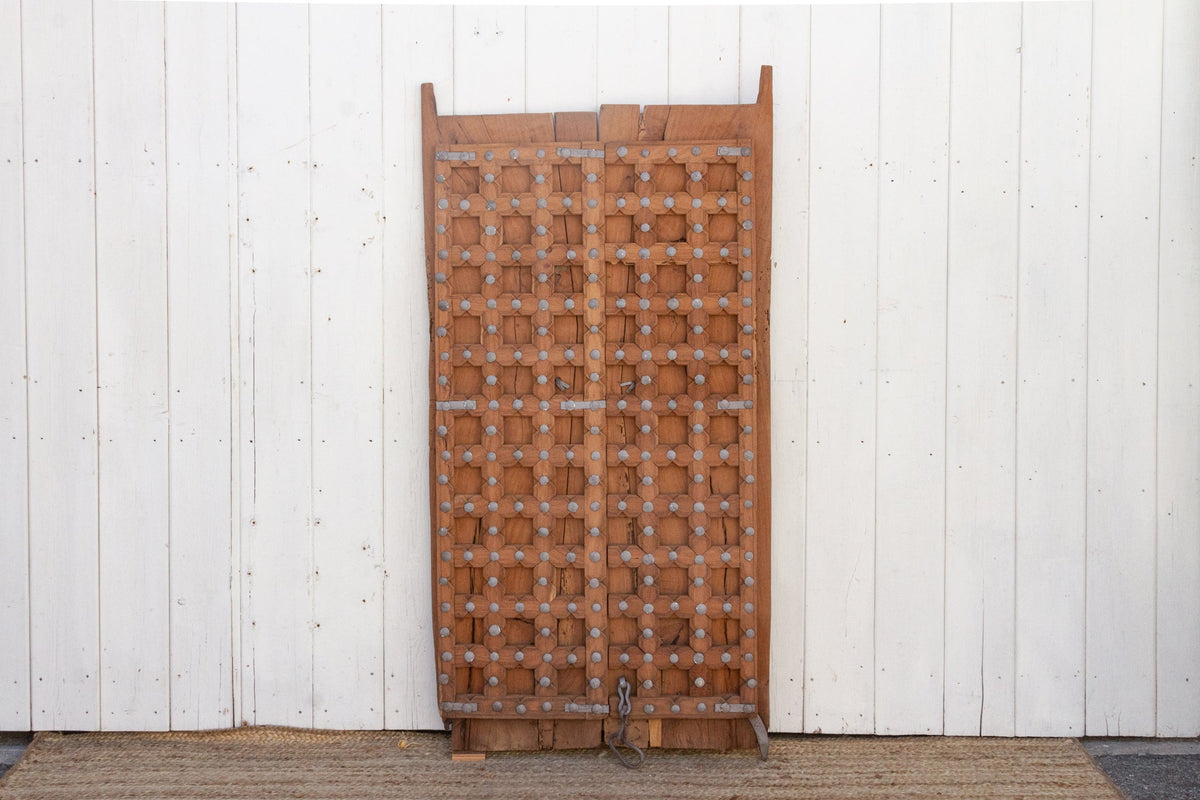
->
1, 733, 1197, 798
1084, 739, 1200, 800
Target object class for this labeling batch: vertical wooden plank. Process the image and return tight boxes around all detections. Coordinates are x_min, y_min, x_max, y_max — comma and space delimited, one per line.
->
1155, 0, 1200, 739
23, 0, 101, 731
739, 5, 810, 734
453, 6, 524, 115
804, 4, 879, 735
874, 3, 950, 736
1014, 0, 1091, 737
526, 7, 596, 113
0, 0, 30, 732
382, 4, 451, 731
236, 4, 313, 727
943, 3, 1021, 737
667, 7, 740, 104
93, 0, 170, 731
597, 7, 667, 106
165, 1, 235, 730
309, 5, 384, 730
1085, 0, 1162, 738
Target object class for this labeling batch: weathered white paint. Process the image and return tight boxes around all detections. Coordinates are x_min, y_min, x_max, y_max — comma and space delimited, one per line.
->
804, 3, 880, 736
1, 2, 1197, 738
165, 0, 236, 731
309, 4, 386, 730
1156, 0, 1200, 739
235, 4, 314, 726
22, 0, 101, 731
1015, 1, 1091, 737
0, 0, 30, 733
943, 2, 1021, 737
94, 0, 171, 731
874, 3, 950, 736
1085, 0, 1162, 738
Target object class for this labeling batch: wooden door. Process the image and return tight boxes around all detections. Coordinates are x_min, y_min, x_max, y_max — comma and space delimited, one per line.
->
422, 68, 773, 756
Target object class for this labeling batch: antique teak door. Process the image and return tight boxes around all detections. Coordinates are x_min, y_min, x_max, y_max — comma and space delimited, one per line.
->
422, 67, 773, 756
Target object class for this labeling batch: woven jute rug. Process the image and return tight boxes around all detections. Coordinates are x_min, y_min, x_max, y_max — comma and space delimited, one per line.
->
0, 727, 1123, 800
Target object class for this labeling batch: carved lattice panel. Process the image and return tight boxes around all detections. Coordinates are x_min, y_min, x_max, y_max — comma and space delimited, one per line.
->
423, 70, 773, 754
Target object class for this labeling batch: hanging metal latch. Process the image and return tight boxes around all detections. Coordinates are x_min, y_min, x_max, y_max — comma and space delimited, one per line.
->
607, 677, 645, 769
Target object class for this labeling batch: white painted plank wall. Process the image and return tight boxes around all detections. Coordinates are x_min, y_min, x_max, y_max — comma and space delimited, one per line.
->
164, 1, 236, 730
527, 7, 597, 114
0, 0, 30, 732
309, 5, 386, 730
944, 3, 1021, 737
1, 2, 1198, 738
668, 7, 740, 105
23, 0, 101, 731
804, 3, 880, 736
1086, 0, 1163, 737
454, 6, 525, 115
597, 7, 667, 106
874, 4, 950, 736
94, 0, 171, 731
1015, 1, 1091, 736
235, 4, 314, 726
1155, 0, 1200, 739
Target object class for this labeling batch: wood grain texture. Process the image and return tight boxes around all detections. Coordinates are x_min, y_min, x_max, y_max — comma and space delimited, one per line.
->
1014, 1, 1091, 737
943, 2, 1021, 737
873, 3, 950, 736
1085, 0, 1162, 737
0, 0, 30, 732
165, 0, 236, 731
235, 4, 313, 726
94, 0, 170, 731
23, 0, 101, 731
309, 5, 385, 730
382, 4, 452, 732
804, 4, 880, 736
1155, 0, 1200, 739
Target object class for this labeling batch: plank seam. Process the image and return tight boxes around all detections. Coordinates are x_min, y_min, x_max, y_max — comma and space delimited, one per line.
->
800, 2, 812, 733
1152, 0, 1165, 736
19, 0, 34, 732
1082, 0, 1095, 736
871, 4, 882, 736
91, 0, 104, 730
161, 0, 173, 729
1011, 0, 1025, 738
945, 1, 955, 738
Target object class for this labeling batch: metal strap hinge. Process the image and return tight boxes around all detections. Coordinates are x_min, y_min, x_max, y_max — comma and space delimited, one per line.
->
435, 400, 476, 411
714, 702, 756, 714
558, 147, 604, 159
560, 400, 607, 411
564, 703, 609, 714
717, 146, 751, 157
435, 150, 475, 162
716, 399, 753, 410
